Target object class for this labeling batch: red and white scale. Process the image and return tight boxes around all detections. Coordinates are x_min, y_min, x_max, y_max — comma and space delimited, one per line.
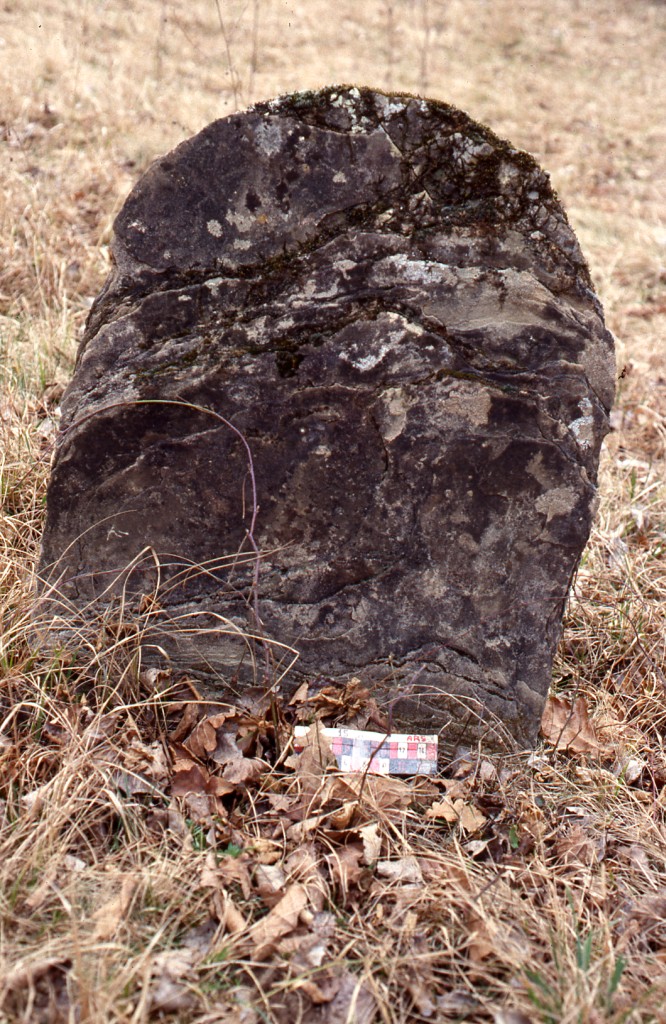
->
293, 726, 438, 775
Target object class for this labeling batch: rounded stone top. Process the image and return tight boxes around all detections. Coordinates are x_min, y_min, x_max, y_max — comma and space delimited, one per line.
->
111, 85, 589, 286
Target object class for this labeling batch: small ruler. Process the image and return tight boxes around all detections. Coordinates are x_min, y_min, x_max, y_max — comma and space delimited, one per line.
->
293, 726, 438, 776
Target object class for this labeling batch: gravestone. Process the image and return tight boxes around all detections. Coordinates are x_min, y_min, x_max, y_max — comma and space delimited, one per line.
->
38, 87, 615, 753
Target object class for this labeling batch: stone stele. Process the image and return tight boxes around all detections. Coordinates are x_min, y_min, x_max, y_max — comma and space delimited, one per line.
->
38, 87, 615, 753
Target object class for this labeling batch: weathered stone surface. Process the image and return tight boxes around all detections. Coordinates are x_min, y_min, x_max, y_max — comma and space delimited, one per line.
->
38, 86, 614, 752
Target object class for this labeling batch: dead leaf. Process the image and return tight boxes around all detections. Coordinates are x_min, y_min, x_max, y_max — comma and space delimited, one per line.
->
170, 756, 210, 796
464, 839, 490, 857
406, 975, 436, 1017
541, 695, 603, 754
426, 798, 487, 833
359, 822, 382, 864
457, 802, 487, 834
185, 712, 230, 760
170, 755, 235, 800
254, 863, 287, 902
208, 775, 237, 797
285, 845, 328, 912
0, 956, 72, 1021
307, 677, 371, 720
249, 883, 309, 959
467, 914, 497, 964
436, 990, 481, 1016
169, 701, 202, 743
213, 889, 249, 935
555, 825, 604, 868
617, 891, 666, 951
440, 776, 471, 800
1, 956, 71, 998
284, 724, 336, 830
249, 836, 283, 864
616, 844, 655, 883
205, 984, 259, 1023
327, 844, 365, 896
425, 798, 459, 823
478, 758, 498, 783
92, 874, 137, 940
122, 738, 171, 788
292, 911, 336, 969
376, 856, 423, 884
494, 1012, 534, 1024
317, 969, 377, 1024
616, 756, 646, 784
266, 791, 293, 812
222, 756, 266, 784
287, 721, 335, 777
331, 772, 413, 812
201, 851, 252, 899
148, 948, 198, 1015
289, 682, 309, 704
138, 666, 170, 689
326, 800, 358, 830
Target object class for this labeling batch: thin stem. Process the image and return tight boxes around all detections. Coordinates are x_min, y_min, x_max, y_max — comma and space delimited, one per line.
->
214, 0, 242, 108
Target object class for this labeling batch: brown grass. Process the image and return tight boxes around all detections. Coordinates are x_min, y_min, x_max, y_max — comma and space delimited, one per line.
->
1, 0, 666, 1020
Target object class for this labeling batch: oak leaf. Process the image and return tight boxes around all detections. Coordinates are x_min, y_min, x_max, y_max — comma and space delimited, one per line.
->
541, 695, 603, 754
249, 883, 309, 959
92, 874, 137, 940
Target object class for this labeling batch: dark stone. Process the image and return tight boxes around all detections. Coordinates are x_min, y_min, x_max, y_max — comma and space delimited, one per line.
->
37, 86, 615, 753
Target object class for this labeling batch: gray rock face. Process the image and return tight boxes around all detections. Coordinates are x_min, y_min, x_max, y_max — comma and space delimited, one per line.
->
38, 87, 614, 752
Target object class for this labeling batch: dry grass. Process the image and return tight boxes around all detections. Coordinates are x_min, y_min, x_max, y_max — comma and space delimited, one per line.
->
1, 0, 666, 1020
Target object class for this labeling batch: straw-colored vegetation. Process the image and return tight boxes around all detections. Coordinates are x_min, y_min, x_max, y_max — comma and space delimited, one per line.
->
1, 0, 665, 1020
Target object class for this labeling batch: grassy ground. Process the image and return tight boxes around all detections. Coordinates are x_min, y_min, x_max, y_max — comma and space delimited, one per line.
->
1, 0, 666, 1020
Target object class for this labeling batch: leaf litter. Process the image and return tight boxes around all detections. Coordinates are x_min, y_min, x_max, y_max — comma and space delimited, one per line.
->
5, 656, 666, 1024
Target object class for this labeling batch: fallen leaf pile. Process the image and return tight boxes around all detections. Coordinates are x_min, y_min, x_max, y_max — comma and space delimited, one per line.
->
2, 670, 665, 1022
